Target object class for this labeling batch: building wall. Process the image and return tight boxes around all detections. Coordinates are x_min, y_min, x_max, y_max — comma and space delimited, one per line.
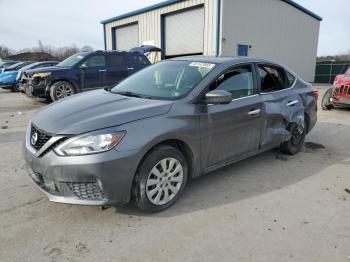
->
221, 0, 320, 82
104, 0, 219, 58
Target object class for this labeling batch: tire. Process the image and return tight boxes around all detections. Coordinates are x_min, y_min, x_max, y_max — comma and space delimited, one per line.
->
321, 88, 334, 110
49, 81, 75, 101
11, 84, 19, 92
133, 145, 188, 212
280, 121, 306, 155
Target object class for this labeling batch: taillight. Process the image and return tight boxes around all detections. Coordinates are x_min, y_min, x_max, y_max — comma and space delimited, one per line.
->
311, 88, 319, 101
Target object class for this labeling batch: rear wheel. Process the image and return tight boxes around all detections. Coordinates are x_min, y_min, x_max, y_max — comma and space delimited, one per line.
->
280, 121, 306, 155
133, 145, 188, 212
321, 88, 334, 110
50, 81, 75, 101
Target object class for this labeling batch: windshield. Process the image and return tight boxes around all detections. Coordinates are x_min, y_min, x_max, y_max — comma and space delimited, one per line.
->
57, 53, 89, 67
6, 62, 24, 70
20, 62, 41, 71
111, 61, 215, 100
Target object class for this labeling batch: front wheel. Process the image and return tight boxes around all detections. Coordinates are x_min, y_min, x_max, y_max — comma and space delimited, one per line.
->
133, 145, 188, 212
11, 83, 20, 92
321, 88, 334, 110
50, 81, 75, 101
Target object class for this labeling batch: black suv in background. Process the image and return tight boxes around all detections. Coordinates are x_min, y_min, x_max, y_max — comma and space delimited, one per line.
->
25, 51, 150, 101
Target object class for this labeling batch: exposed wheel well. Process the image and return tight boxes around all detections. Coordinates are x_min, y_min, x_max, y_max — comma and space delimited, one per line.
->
304, 113, 310, 134
136, 139, 195, 180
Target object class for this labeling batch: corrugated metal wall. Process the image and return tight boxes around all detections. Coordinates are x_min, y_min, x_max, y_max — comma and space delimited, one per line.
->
220, 0, 320, 82
104, 0, 218, 58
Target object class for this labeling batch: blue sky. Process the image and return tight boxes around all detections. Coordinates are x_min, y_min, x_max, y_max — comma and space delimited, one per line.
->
0, 0, 349, 56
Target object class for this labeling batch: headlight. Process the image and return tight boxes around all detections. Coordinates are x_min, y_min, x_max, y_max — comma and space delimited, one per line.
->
32, 72, 51, 78
54, 131, 125, 156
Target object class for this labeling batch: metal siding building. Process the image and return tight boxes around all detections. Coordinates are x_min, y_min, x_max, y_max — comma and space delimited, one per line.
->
101, 0, 321, 82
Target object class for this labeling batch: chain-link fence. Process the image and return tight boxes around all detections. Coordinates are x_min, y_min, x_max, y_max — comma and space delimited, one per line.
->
315, 61, 350, 84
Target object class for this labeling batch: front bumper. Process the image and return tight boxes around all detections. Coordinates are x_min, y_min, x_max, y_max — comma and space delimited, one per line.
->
26, 78, 49, 98
0, 84, 13, 89
23, 125, 141, 206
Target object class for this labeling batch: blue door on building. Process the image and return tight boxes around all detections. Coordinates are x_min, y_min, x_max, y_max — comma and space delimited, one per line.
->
237, 45, 248, 56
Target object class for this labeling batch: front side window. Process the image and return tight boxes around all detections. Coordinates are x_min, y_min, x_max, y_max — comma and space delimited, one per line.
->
211, 65, 255, 99
111, 61, 215, 100
258, 65, 285, 92
84, 55, 106, 67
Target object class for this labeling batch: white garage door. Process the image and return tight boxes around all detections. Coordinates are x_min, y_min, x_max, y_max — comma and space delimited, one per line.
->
165, 7, 204, 57
115, 23, 139, 51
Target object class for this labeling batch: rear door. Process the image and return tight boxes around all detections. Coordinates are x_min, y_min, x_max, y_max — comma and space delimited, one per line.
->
200, 64, 263, 169
257, 64, 304, 151
105, 53, 128, 87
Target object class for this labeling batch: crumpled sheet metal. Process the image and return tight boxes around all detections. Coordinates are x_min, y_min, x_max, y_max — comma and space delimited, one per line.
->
260, 96, 305, 147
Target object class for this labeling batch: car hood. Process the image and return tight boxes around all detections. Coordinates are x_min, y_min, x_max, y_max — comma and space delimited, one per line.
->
27, 66, 69, 75
335, 74, 350, 85
32, 89, 173, 135
0, 70, 17, 77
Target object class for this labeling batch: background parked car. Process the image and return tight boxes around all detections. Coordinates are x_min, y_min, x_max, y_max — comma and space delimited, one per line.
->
0, 61, 35, 91
321, 66, 350, 110
0, 61, 33, 74
25, 50, 151, 101
17, 61, 59, 92
0, 60, 17, 69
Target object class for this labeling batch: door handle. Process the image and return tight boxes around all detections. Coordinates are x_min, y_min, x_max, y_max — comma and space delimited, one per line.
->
127, 67, 135, 71
286, 100, 299, 106
99, 69, 107, 72
247, 109, 261, 116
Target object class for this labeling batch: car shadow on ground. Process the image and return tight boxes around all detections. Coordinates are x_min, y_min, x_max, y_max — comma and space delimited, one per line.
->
113, 122, 350, 217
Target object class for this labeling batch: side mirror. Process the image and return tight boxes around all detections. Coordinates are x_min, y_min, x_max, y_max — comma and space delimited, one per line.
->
204, 90, 232, 105
80, 63, 88, 69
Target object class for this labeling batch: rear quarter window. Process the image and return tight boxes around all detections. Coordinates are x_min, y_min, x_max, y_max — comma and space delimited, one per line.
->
286, 71, 296, 88
129, 54, 150, 65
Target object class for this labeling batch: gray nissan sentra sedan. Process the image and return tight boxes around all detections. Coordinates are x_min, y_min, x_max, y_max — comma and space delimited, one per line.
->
24, 57, 318, 212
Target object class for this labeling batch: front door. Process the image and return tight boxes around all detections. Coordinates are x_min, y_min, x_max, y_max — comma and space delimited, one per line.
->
200, 64, 262, 169
80, 54, 107, 90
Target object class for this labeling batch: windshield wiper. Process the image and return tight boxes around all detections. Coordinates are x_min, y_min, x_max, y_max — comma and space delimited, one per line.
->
114, 91, 145, 98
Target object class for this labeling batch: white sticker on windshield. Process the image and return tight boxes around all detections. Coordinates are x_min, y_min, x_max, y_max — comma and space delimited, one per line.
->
189, 62, 215, 69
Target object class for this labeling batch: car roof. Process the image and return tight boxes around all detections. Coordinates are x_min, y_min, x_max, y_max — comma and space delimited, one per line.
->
169, 56, 275, 65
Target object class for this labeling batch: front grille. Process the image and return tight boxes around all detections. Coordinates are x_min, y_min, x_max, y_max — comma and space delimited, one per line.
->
31, 125, 52, 151
67, 182, 107, 201
40, 137, 67, 157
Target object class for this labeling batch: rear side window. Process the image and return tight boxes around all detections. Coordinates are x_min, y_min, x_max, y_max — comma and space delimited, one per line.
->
129, 53, 150, 65
211, 64, 255, 99
258, 65, 285, 92
84, 55, 106, 67
107, 54, 125, 66
286, 71, 296, 87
